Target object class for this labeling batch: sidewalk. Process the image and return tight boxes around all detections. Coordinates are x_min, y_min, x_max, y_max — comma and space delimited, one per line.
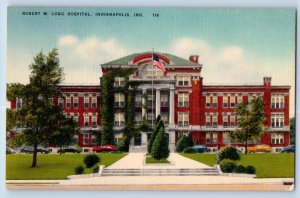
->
106, 153, 211, 169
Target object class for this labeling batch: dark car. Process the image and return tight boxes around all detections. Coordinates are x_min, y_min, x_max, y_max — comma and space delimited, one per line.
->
58, 146, 82, 154
92, 145, 117, 153
192, 145, 211, 153
20, 146, 50, 154
280, 145, 295, 153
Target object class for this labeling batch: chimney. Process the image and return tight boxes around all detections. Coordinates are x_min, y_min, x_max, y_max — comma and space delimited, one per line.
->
263, 77, 272, 87
189, 55, 199, 64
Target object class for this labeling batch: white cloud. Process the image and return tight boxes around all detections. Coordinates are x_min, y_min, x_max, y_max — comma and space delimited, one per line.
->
57, 36, 131, 84
58, 35, 79, 47
168, 38, 295, 117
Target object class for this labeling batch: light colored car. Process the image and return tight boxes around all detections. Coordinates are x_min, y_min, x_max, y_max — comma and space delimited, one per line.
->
248, 144, 272, 153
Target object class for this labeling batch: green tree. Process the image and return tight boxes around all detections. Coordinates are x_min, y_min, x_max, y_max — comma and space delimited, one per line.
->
147, 115, 163, 153
290, 118, 295, 145
6, 108, 17, 133
176, 134, 187, 152
230, 97, 265, 154
151, 127, 170, 160
7, 49, 78, 167
186, 133, 194, 147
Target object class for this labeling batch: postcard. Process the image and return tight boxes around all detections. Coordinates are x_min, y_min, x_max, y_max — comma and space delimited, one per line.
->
6, 7, 295, 191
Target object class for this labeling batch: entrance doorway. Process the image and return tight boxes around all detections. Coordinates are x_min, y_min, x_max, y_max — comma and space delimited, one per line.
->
134, 133, 142, 146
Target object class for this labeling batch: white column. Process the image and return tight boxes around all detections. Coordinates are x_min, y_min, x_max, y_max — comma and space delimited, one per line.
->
142, 89, 146, 118
155, 88, 161, 118
169, 88, 175, 126
169, 131, 176, 152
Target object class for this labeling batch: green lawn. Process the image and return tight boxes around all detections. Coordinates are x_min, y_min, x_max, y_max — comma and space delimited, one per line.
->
181, 153, 294, 178
145, 154, 170, 164
6, 153, 127, 180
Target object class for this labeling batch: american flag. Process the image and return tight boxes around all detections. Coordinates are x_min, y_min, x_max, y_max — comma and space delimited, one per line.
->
153, 54, 166, 72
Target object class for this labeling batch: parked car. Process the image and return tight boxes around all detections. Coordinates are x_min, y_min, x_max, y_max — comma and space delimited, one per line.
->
6, 147, 16, 154
57, 146, 82, 154
92, 144, 117, 153
192, 145, 211, 153
248, 144, 272, 153
20, 146, 50, 154
280, 145, 295, 153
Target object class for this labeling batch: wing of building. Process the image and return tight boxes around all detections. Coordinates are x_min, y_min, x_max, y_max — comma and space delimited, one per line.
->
9, 52, 291, 153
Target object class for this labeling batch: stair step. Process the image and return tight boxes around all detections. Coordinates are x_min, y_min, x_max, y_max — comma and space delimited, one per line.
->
100, 168, 220, 176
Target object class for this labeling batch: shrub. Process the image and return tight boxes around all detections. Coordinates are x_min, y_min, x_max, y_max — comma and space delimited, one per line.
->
220, 159, 237, 173
183, 147, 196, 153
186, 133, 194, 147
92, 165, 100, 173
74, 165, 84, 175
176, 135, 187, 152
233, 165, 245, 173
151, 127, 170, 160
245, 165, 256, 174
83, 154, 100, 168
217, 146, 240, 163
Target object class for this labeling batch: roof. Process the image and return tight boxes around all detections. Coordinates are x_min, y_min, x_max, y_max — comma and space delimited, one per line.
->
101, 52, 201, 66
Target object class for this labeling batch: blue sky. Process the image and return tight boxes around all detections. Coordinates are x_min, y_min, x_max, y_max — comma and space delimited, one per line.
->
7, 7, 295, 115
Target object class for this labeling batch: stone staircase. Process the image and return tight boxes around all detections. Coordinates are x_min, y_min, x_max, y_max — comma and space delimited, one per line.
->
100, 167, 220, 176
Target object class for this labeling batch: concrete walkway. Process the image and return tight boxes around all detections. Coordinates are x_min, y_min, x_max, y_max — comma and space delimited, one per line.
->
106, 153, 211, 169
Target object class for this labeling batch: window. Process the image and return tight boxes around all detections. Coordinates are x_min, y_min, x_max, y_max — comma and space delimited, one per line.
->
178, 93, 189, 107
213, 96, 218, 108
73, 114, 79, 123
114, 77, 125, 87
271, 133, 284, 144
92, 95, 97, 108
206, 115, 211, 127
65, 113, 72, 119
134, 113, 142, 125
66, 97, 71, 109
147, 112, 155, 125
178, 112, 189, 127
230, 95, 235, 108
212, 114, 218, 128
223, 132, 230, 144
49, 98, 53, 105
58, 98, 64, 109
223, 115, 228, 128
84, 96, 89, 109
84, 134, 89, 145
147, 94, 155, 108
161, 113, 169, 125
73, 96, 78, 108
271, 114, 284, 128
91, 135, 96, 145
206, 96, 211, 108
92, 115, 97, 128
212, 133, 218, 144
223, 95, 228, 108
206, 133, 211, 144
248, 94, 254, 103
114, 113, 125, 126
271, 94, 284, 108
230, 115, 236, 127
135, 94, 142, 107
177, 76, 190, 86
161, 94, 169, 107
84, 115, 89, 127
237, 95, 243, 104
114, 93, 125, 107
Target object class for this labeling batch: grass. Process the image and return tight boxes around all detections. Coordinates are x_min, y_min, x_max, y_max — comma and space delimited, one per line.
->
6, 153, 127, 180
145, 154, 170, 164
181, 153, 294, 178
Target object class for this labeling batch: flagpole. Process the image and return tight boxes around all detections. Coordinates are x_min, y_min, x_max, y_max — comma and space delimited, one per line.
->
152, 48, 154, 127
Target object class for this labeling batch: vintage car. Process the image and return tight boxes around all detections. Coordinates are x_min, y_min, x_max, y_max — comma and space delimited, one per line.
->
248, 144, 272, 153
57, 146, 82, 154
192, 145, 211, 153
280, 145, 295, 153
92, 144, 117, 153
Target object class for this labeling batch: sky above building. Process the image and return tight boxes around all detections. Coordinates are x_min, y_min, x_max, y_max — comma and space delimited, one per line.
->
7, 7, 295, 116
